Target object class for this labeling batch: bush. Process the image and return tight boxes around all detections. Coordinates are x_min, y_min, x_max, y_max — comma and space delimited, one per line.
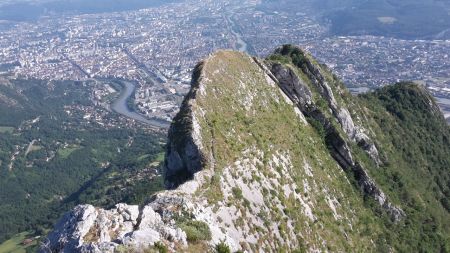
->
215, 241, 231, 253
232, 187, 243, 199
307, 117, 326, 141
154, 241, 168, 253
179, 220, 212, 242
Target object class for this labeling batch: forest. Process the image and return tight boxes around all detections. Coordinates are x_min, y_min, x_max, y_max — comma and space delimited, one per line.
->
0, 78, 166, 246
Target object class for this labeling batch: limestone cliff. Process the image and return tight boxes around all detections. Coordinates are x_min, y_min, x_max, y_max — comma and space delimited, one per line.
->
42, 47, 450, 252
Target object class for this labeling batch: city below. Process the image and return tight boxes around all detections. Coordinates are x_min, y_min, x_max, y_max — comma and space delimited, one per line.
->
0, 0, 449, 125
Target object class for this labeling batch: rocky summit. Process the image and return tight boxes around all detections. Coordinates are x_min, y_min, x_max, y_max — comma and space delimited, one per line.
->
42, 46, 450, 252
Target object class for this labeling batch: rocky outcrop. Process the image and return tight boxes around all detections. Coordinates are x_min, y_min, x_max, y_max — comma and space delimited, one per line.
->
270, 63, 314, 111
352, 163, 405, 221
164, 63, 206, 189
41, 203, 187, 253
290, 49, 382, 165
268, 54, 404, 221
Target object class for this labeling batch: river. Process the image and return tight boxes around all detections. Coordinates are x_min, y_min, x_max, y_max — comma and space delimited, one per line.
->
226, 14, 248, 52
436, 97, 450, 106
436, 97, 450, 121
111, 81, 170, 129
230, 24, 248, 52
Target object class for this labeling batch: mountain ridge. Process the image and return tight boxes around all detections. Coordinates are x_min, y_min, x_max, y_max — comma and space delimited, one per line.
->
42, 46, 450, 252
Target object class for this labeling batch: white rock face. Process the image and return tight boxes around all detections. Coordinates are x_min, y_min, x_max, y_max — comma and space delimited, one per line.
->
123, 229, 161, 248
41, 202, 188, 253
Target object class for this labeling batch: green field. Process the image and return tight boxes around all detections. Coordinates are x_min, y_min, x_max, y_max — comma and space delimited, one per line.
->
28, 145, 42, 153
155, 152, 165, 162
137, 154, 150, 162
57, 145, 82, 159
0, 126, 14, 134
0, 232, 37, 253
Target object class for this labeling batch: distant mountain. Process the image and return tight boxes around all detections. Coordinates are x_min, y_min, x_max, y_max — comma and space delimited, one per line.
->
0, 0, 180, 21
260, 0, 450, 39
42, 46, 450, 252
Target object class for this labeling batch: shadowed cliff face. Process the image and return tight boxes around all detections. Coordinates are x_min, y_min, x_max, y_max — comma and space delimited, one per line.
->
164, 63, 206, 189
42, 48, 450, 253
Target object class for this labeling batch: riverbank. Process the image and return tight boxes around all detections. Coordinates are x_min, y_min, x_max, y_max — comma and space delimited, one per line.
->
110, 81, 170, 129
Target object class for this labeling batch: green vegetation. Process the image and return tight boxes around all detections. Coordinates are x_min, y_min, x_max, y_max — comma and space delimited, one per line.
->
215, 241, 231, 253
357, 82, 450, 252
231, 187, 243, 199
268, 46, 450, 252
153, 241, 168, 253
0, 78, 165, 244
0, 232, 37, 253
0, 126, 14, 134
178, 220, 212, 242
57, 145, 82, 159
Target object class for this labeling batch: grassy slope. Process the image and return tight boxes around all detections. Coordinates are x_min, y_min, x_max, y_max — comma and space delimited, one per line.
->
0, 232, 36, 253
267, 46, 449, 252
357, 83, 450, 252
185, 51, 394, 251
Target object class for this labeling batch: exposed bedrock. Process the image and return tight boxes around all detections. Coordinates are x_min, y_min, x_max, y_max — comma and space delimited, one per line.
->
269, 61, 405, 221
164, 63, 206, 189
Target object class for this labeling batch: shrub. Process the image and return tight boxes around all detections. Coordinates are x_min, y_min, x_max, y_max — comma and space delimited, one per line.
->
178, 220, 212, 242
215, 241, 231, 253
307, 117, 326, 141
232, 187, 243, 199
154, 241, 168, 253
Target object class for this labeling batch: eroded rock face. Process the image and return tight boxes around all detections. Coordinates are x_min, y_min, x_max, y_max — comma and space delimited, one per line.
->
41, 202, 188, 253
41, 205, 98, 253
271, 63, 313, 111
269, 50, 404, 222
164, 63, 206, 189
352, 163, 405, 221
164, 136, 204, 189
287, 51, 382, 166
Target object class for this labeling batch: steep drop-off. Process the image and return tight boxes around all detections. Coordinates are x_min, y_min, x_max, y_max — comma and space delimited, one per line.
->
42, 46, 450, 253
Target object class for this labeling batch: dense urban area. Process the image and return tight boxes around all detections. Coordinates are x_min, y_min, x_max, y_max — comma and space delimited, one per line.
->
0, 0, 449, 123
